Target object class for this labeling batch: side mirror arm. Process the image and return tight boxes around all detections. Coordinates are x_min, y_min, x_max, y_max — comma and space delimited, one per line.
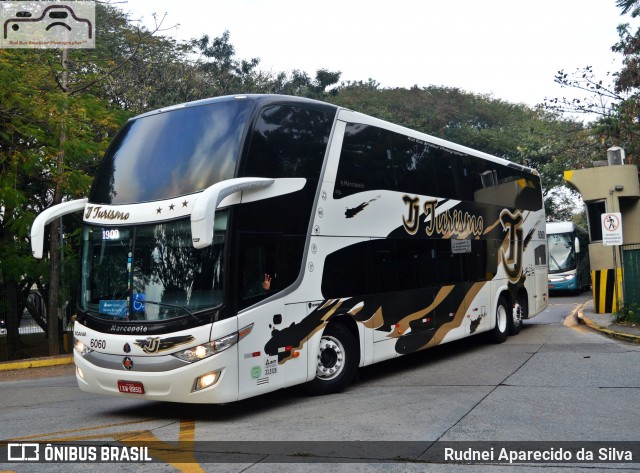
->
190, 178, 275, 249
31, 198, 88, 258
190, 177, 306, 249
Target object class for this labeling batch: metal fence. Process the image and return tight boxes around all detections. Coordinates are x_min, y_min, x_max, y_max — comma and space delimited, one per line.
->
0, 291, 73, 362
622, 243, 640, 310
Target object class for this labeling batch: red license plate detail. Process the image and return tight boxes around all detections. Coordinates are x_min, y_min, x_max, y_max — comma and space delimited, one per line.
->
118, 380, 145, 394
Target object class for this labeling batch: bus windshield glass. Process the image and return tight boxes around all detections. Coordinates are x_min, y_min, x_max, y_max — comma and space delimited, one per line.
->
90, 99, 252, 204
79, 212, 227, 321
547, 232, 575, 273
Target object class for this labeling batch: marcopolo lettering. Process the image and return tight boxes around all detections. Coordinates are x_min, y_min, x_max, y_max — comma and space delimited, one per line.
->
84, 205, 130, 221
110, 325, 148, 333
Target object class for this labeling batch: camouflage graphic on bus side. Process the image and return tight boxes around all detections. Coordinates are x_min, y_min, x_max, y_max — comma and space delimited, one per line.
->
265, 202, 536, 364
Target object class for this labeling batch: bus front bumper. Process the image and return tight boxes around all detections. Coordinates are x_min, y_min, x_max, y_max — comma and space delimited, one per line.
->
548, 274, 577, 292
73, 350, 239, 404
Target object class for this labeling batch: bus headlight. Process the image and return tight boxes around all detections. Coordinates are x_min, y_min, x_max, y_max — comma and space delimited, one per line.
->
73, 337, 92, 357
173, 333, 238, 362
172, 324, 253, 363
193, 370, 221, 392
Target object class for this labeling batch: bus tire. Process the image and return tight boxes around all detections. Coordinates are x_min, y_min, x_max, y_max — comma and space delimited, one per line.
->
304, 323, 358, 395
509, 296, 526, 336
491, 296, 509, 343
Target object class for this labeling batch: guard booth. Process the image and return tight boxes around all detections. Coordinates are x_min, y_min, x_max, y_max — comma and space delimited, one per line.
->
564, 147, 640, 313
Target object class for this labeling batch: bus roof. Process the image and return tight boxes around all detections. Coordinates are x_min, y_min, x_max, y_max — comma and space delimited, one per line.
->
130, 94, 538, 176
131, 94, 338, 121
546, 221, 578, 234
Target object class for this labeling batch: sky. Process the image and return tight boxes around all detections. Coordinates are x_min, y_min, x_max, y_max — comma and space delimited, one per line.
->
123, 0, 633, 108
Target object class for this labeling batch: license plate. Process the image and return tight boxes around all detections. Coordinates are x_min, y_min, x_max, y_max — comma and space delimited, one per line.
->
117, 380, 145, 395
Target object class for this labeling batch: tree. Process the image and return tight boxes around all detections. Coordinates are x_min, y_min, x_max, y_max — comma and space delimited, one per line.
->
544, 1, 640, 165
0, 2, 165, 357
189, 31, 263, 96
0, 47, 125, 357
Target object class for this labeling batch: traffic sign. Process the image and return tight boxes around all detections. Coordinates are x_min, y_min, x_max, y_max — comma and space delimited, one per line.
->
601, 212, 623, 246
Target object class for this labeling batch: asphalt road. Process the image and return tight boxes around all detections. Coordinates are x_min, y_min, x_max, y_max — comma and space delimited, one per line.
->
1, 291, 639, 472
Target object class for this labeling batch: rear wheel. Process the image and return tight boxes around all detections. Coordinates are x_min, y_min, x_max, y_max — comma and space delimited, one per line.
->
490, 296, 509, 343
304, 323, 358, 395
509, 295, 527, 335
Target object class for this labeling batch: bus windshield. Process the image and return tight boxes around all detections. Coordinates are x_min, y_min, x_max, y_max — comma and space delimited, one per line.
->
79, 212, 227, 321
547, 232, 575, 273
90, 98, 252, 205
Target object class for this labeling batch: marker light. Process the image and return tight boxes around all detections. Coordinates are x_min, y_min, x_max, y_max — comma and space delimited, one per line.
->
73, 337, 92, 357
193, 370, 220, 392
172, 324, 253, 363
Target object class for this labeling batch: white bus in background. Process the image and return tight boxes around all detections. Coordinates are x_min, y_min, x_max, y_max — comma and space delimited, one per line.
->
32, 94, 548, 403
546, 221, 591, 294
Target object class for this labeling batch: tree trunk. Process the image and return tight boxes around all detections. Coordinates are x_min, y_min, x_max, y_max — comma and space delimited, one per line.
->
2, 279, 21, 360
47, 48, 68, 356
47, 218, 61, 355
1, 207, 22, 360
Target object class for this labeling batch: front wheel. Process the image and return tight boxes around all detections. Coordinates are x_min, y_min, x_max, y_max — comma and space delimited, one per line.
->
304, 323, 358, 395
490, 296, 509, 343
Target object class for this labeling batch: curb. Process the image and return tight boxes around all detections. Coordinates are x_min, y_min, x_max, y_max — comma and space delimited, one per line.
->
576, 302, 640, 344
0, 355, 73, 372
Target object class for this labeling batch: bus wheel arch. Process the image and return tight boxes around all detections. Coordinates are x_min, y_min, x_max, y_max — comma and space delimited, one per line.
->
304, 316, 359, 395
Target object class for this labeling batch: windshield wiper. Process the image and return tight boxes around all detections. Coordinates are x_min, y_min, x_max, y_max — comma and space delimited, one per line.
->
549, 253, 561, 271
77, 307, 101, 319
142, 300, 201, 323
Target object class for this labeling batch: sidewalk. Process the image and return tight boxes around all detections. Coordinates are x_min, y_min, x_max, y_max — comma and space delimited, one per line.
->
0, 354, 73, 372
577, 299, 640, 344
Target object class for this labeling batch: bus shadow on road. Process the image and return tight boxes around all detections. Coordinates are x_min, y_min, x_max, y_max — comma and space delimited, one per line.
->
107, 331, 496, 421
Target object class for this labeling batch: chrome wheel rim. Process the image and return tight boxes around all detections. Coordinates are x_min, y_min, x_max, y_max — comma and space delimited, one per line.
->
316, 335, 345, 380
512, 302, 523, 327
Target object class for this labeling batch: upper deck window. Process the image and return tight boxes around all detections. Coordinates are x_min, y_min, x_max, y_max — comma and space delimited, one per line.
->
241, 103, 335, 180
334, 123, 542, 210
91, 99, 252, 204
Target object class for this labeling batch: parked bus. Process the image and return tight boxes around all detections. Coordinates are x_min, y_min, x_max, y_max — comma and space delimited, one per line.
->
546, 221, 590, 294
31, 95, 548, 403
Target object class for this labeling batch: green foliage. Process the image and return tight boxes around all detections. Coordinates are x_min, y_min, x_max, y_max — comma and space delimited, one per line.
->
0, 21, 127, 355
544, 2, 640, 167
616, 303, 640, 325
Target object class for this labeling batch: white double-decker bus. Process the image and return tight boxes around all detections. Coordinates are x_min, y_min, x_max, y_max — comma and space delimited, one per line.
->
32, 95, 548, 403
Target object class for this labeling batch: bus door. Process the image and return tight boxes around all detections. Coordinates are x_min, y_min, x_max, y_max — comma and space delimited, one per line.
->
533, 236, 548, 312
236, 233, 309, 398
237, 299, 310, 401
237, 299, 286, 400
236, 233, 284, 399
